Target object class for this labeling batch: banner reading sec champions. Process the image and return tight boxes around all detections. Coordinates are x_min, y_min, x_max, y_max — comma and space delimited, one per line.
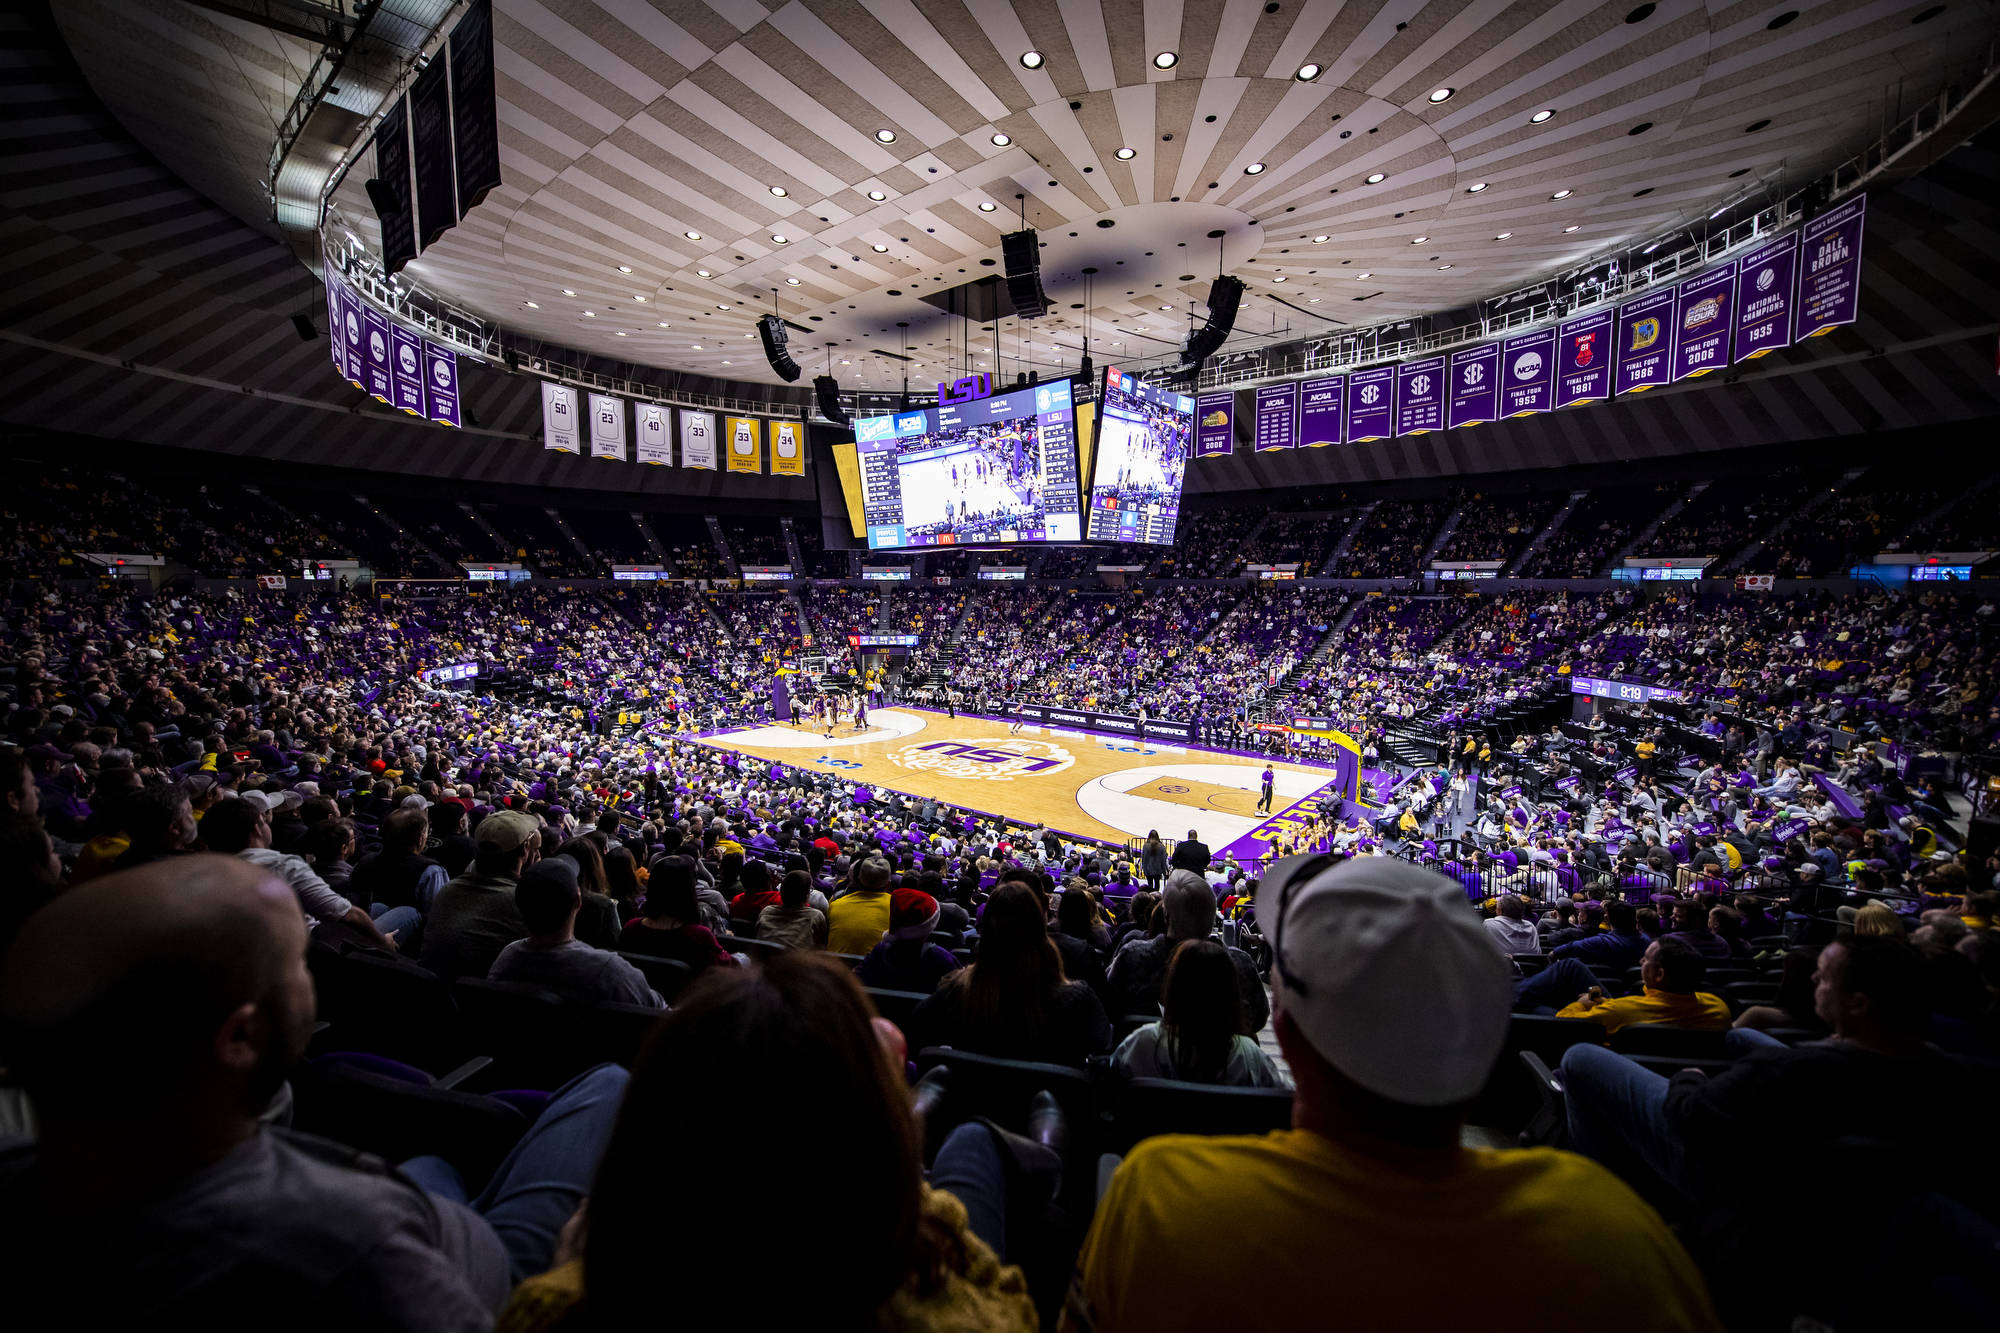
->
770, 419, 806, 476
725, 416, 763, 473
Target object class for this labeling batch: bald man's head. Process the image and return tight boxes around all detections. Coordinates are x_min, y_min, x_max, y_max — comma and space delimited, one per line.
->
3, 855, 313, 1119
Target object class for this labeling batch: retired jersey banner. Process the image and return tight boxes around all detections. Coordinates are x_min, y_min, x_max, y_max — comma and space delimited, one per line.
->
635, 403, 672, 464
1734, 232, 1799, 360
725, 416, 763, 473
1395, 355, 1446, 436
681, 408, 717, 470
770, 419, 806, 476
1253, 382, 1298, 451
1556, 309, 1613, 406
360, 307, 394, 403
1798, 194, 1865, 338
1673, 261, 1736, 381
1298, 375, 1344, 447
588, 392, 628, 461
1447, 343, 1499, 429
389, 324, 426, 415
1195, 393, 1234, 456
1346, 365, 1395, 441
422, 339, 460, 427
1500, 327, 1556, 416
541, 381, 581, 454
1615, 287, 1677, 395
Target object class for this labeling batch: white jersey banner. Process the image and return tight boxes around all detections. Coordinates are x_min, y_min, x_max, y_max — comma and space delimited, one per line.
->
588, 392, 628, 461
680, 408, 717, 470
635, 403, 672, 465
541, 381, 581, 454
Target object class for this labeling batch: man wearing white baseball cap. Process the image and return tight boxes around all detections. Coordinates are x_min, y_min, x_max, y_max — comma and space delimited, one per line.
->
1063, 855, 1718, 1333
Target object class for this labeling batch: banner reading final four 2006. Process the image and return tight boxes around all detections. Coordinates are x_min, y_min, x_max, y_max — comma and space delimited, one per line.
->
770, 419, 806, 476
635, 404, 672, 465
680, 408, 717, 469
725, 416, 763, 473
1194, 393, 1234, 456
1672, 261, 1736, 381
541, 381, 581, 453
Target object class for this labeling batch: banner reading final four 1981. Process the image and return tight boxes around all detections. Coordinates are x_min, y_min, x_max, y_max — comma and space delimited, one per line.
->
635, 404, 672, 465
1797, 194, 1866, 339
1734, 232, 1799, 360
1556, 309, 1613, 407
1500, 327, 1556, 416
1298, 375, 1344, 447
1195, 393, 1234, 456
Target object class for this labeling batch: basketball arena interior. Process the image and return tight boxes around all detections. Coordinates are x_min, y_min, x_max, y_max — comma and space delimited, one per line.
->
5, 1, 2000, 1327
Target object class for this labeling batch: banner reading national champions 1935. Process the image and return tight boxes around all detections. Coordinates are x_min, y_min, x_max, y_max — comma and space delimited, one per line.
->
1183, 198, 1863, 455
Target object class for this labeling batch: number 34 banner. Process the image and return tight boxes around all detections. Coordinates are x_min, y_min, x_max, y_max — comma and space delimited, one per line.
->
770, 419, 805, 476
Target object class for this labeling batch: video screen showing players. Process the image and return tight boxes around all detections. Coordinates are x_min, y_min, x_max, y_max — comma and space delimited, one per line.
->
856, 378, 1082, 549
1085, 367, 1194, 544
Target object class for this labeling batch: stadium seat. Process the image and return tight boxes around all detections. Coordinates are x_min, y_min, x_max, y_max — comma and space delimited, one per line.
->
618, 951, 694, 1001
1108, 1076, 1294, 1154
290, 1055, 528, 1193
452, 978, 590, 1090
314, 949, 463, 1073
914, 1047, 1097, 1172
718, 934, 785, 962
863, 986, 929, 1037
1609, 1023, 1732, 1059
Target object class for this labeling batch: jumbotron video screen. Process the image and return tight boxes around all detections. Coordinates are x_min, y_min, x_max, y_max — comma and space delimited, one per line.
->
856, 377, 1084, 549
1085, 366, 1194, 544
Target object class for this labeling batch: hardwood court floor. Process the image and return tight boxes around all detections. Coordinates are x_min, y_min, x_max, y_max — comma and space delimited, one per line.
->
693, 707, 1341, 849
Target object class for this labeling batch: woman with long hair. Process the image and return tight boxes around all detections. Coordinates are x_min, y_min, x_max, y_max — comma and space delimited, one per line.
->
497, 954, 1035, 1332
617, 855, 735, 971
600, 843, 643, 919
1109, 940, 1289, 1088
553, 836, 621, 949
907, 882, 1110, 1066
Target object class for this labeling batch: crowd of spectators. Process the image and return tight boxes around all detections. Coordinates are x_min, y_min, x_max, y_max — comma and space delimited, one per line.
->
719, 516, 788, 568
1235, 512, 1345, 575
1436, 491, 1562, 565
1334, 499, 1450, 578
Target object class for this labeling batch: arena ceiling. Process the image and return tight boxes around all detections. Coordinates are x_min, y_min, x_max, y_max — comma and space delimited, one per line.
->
44, 0, 2000, 390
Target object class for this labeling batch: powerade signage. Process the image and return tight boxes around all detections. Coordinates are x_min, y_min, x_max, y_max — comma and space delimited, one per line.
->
1007, 703, 1200, 743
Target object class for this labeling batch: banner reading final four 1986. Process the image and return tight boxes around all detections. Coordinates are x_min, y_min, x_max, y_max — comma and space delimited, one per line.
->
1195, 393, 1234, 456
1298, 375, 1344, 447
1614, 287, 1677, 395
1797, 194, 1866, 339
635, 404, 672, 465
1345, 365, 1395, 441
1500, 327, 1556, 416
541, 381, 581, 454
680, 408, 717, 470
770, 419, 806, 476
1734, 232, 1799, 360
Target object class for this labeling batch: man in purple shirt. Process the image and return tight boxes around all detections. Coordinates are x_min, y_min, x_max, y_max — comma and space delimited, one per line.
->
1257, 766, 1275, 814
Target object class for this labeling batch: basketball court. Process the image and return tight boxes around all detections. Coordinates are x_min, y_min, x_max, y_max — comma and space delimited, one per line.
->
690, 707, 1361, 861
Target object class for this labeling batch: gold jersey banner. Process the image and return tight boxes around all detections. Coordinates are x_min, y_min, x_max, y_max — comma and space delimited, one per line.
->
770, 419, 805, 476
725, 416, 763, 473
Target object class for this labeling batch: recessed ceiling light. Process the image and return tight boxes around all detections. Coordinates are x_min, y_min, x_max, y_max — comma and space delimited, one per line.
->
1530, 109, 1555, 123
1020, 50, 1044, 68
1767, 10, 1799, 29
1308, 297, 1321, 303
1437, 264, 1452, 269
696, 269, 711, 277
722, 361, 730, 365
1494, 232, 1512, 239
561, 289, 576, 296
978, 201, 997, 211
1428, 87, 1455, 103
991, 132, 1012, 146
1312, 234, 1330, 243
786, 277, 801, 285
617, 265, 632, 274
692, 345, 702, 350
1296, 63, 1322, 81
1115, 147, 1136, 160
841, 359, 851, 365
1159, 305, 1173, 311
1357, 272, 1370, 279
1551, 188, 1572, 199
1364, 172, 1387, 184
875, 129, 897, 143
716, 303, 730, 310
583, 310, 595, 317
867, 190, 888, 202
872, 243, 889, 252
615, 330, 626, 336
1563, 224, 1580, 232
1272, 275, 1287, 282
685, 230, 702, 240
1244, 162, 1266, 174
1411, 235, 1428, 243
658, 321, 670, 326
1153, 51, 1178, 69
771, 234, 788, 244
524, 301, 539, 308
633, 295, 646, 302
1912, 4, 1944, 22
1465, 181, 1488, 193
769, 185, 787, 197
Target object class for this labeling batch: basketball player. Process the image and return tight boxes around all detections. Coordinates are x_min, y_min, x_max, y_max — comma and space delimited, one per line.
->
856, 692, 869, 729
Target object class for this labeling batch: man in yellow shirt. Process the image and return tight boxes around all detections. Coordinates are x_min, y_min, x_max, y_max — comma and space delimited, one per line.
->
1551, 938, 1732, 1035
825, 855, 895, 955
1063, 857, 1719, 1333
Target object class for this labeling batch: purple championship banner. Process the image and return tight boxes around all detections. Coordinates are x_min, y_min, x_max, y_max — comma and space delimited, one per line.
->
1500, 328, 1556, 416
1298, 375, 1344, 447
1395, 355, 1446, 435
1798, 193, 1866, 339
360, 306, 394, 403
389, 324, 426, 415
1734, 232, 1799, 360
1195, 392, 1235, 456
1346, 365, 1395, 441
1447, 343, 1499, 429
1556, 309, 1613, 406
336, 282, 365, 388
1614, 287, 1677, 395
1253, 381, 1299, 451
422, 339, 460, 427
1672, 261, 1736, 381
324, 276, 344, 377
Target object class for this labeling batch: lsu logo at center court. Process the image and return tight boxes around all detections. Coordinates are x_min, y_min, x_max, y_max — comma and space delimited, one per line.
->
889, 738, 1076, 781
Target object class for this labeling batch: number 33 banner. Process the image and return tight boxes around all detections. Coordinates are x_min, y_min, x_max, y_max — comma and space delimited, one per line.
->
725, 416, 763, 473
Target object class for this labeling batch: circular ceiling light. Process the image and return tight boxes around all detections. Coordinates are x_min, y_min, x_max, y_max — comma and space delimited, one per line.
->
524, 301, 539, 308
1411, 235, 1428, 243
658, 321, 669, 327
696, 269, 711, 277
978, 201, 997, 211
1465, 181, 1488, 193
1312, 234, 1330, 242
1563, 224, 1580, 232
560, 288, 576, 296
615, 330, 626, 336
1494, 232, 1512, 239
692, 345, 701, 350
617, 264, 632, 273
1551, 188, 1572, 199
1744, 119, 1771, 133
1529, 108, 1556, 123
1308, 297, 1321, 303
632, 295, 646, 302
1115, 146, 1136, 160
769, 185, 787, 197
685, 230, 702, 240
716, 303, 730, 310
582, 310, 595, 317
1428, 87, 1455, 103
867, 190, 887, 201
1437, 264, 1452, 270
1159, 305, 1173, 311
1296, 63, 1322, 81
1244, 162, 1266, 174
1357, 272, 1370, 279
1767, 10, 1799, 28
1271, 275, 1287, 282
785, 277, 800, 285
1020, 50, 1044, 68
1152, 51, 1178, 69
771, 234, 788, 243
872, 243, 889, 252
991, 132, 1012, 146
1364, 172, 1386, 184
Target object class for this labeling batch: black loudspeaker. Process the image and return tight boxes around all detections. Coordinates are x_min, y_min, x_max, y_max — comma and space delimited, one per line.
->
758, 315, 801, 382
1000, 229, 1048, 318
814, 374, 849, 426
291, 313, 318, 342
1077, 353, 1092, 388
1180, 275, 1245, 366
